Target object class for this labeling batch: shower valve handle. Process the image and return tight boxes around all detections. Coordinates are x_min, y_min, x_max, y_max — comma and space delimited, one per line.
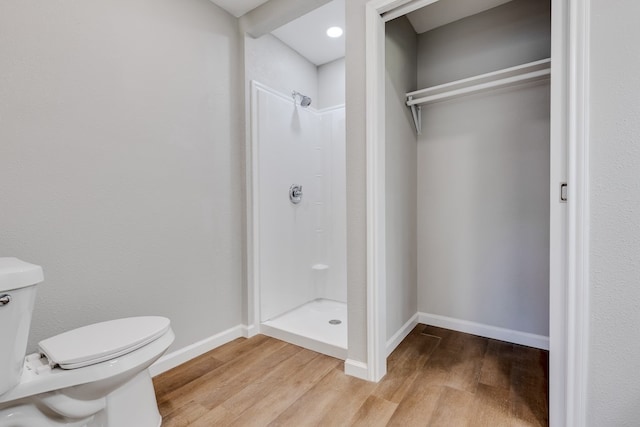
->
289, 184, 303, 204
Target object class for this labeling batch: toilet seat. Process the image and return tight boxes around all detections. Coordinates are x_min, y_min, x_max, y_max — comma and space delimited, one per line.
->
39, 316, 171, 369
0, 327, 174, 405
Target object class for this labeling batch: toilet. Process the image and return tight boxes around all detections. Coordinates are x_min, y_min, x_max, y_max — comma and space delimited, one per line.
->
0, 258, 174, 427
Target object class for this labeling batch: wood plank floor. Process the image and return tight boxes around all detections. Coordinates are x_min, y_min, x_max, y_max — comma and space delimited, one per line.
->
154, 324, 548, 426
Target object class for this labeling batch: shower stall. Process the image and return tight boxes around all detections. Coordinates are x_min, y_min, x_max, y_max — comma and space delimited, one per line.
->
249, 81, 347, 358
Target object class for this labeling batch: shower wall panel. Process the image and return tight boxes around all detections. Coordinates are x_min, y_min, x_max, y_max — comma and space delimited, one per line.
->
256, 86, 346, 322
258, 90, 317, 321
320, 108, 347, 303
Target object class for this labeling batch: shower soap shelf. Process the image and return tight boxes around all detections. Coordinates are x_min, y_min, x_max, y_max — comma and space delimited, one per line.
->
405, 58, 551, 135
312, 264, 329, 271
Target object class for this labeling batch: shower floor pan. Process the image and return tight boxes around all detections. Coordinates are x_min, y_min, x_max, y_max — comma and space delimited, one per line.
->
261, 299, 347, 360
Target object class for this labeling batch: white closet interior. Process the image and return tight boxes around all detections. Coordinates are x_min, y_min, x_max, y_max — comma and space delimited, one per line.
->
385, 0, 551, 349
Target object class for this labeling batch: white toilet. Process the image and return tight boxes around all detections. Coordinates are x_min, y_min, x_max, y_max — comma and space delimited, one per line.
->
0, 258, 175, 427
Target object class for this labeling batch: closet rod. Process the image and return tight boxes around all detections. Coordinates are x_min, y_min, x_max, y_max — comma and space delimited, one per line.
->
405, 58, 551, 135
407, 68, 550, 106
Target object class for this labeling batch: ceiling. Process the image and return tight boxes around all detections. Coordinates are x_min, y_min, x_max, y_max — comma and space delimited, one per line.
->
271, 0, 345, 66
406, 0, 514, 33
210, 0, 515, 66
209, 0, 269, 18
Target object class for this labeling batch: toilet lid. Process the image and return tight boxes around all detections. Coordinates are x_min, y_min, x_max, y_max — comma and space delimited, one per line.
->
38, 316, 170, 370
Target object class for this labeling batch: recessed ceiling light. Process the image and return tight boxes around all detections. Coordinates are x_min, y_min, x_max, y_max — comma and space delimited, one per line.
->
326, 26, 343, 38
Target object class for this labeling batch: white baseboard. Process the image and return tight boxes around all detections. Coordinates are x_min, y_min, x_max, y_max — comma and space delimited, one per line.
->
344, 359, 369, 380
417, 312, 549, 350
386, 313, 418, 357
149, 324, 251, 377
244, 324, 259, 338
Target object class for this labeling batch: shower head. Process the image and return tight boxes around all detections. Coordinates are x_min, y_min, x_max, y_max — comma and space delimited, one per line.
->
300, 96, 312, 107
292, 90, 312, 107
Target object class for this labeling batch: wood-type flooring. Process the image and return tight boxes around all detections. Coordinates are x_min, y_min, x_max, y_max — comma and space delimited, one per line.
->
153, 324, 548, 426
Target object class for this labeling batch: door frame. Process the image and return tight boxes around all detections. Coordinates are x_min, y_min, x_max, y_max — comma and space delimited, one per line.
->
363, 0, 590, 425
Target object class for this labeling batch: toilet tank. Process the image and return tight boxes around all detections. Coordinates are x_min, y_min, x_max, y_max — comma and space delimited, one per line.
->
0, 258, 43, 396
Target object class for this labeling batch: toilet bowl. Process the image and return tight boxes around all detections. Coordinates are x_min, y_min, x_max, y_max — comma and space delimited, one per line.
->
0, 258, 174, 427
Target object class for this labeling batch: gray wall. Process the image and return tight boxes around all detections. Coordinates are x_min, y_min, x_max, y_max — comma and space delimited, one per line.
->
385, 17, 418, 341
245, 33, 319, 104
587, 0, 640, 424
345, 0, 369, 363
417, 0, 551, 88
416, 0, 551, 336
0, 0, 244, 353
318, 58, 346, 109
245, 33, 345, 109
240, 0, 332, 38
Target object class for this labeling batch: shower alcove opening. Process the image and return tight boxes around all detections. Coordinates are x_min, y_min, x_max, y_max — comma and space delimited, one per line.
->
248, 81, 347, 359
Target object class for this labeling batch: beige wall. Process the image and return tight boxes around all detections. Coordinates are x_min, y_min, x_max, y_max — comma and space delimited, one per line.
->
0, 0, 244, 353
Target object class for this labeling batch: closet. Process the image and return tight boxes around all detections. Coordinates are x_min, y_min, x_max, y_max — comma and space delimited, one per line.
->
385, 0, 551, 351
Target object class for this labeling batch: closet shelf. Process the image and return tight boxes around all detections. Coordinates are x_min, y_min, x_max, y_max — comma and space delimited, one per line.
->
405, 58, 551, 135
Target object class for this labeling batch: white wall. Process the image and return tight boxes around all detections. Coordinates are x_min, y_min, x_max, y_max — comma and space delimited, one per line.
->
318, 58, 347, 303
255, 94, 346, 319
587, 1, 640, 425
385, 17, 418, 341
318, 58, 346, 109
321, 108, 348, 303
0, 0, 244, 353
245, 33, 316, 324
255, 88, 320, 320
416, 0, 551, 336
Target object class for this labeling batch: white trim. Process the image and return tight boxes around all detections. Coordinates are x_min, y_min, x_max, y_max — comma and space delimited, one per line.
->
316, 103, 346, 114
381, 0, 440, 22
549, 0, 569, 425
260, 324, 347, 360
364, 1, 388, 382
250, 80, 342, 115
418, 312, 549, 350
374, 0, 419, 16
386, 314, 419, 357
149, 324, 249, 377
566, 0, 590, 425
344, 359, 369, 380
372, 0, 440, 20
247, 80, 261, 333
244, 324, 259, 338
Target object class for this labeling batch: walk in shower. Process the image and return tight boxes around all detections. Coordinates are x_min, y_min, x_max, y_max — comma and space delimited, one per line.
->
250, 81, 347, 358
